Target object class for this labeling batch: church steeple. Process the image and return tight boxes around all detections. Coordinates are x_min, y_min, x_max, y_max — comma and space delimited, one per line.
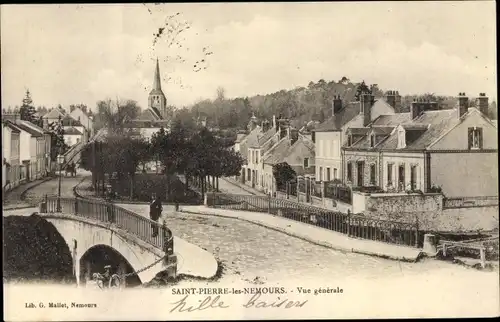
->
148, 58, 167, 120
153, 58, 162, 91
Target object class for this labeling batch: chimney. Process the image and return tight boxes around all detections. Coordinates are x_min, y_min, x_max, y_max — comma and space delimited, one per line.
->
476, 93, 489, 116
411, 99, 424, 120
385, 90, 402, 113
457, 92, 469, 118
361, 93, 374, 126
272, 115, 277, 129
332, 95, 342, 115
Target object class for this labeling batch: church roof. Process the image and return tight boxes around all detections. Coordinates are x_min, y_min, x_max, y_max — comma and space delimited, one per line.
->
149, 58, 165, 97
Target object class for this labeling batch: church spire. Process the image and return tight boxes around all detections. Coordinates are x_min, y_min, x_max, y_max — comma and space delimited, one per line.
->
153, 58, 162, 91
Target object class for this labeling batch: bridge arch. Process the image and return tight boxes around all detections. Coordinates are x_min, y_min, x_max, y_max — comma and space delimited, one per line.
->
40, 213, 167, 285
79, 244, 141, 287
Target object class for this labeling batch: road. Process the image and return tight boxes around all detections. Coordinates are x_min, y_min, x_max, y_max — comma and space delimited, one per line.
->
217, 177, 267, 196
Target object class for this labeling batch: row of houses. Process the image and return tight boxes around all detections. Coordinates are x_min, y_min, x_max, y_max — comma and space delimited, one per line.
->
2, 120, 52, 192
234, 91, 498, 199
2, 105, 95, 193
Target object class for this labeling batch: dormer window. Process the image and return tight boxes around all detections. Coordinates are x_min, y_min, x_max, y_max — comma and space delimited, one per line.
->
468, 127, 483, 149
397, 128, 406, 149
370, 134, 375, 148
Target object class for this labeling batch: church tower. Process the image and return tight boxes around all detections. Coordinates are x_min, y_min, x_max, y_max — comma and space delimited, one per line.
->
148, 58, 167, 119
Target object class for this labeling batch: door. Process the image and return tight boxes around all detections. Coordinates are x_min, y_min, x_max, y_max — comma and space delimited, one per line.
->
357, 162, 364, 187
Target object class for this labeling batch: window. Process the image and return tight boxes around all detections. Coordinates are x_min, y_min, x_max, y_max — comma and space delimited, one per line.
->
398, 164, 405, 191
76, 138, 80, 143
370, 164, 376, 185
410, 165, 417, 190
303, 157, 309, 168
468, 127, 483, 149
326, 168, 331, 181
387, 163, 393, 185
333, 168, 338, 179
370, 135, 375, 148
347, 134, 353, 146
319, 167, 323, 181
255, 151, 259, 164
347, 162, 353, 182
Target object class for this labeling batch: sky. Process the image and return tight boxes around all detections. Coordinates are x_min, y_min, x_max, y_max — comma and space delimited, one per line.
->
1, 2, 497, 112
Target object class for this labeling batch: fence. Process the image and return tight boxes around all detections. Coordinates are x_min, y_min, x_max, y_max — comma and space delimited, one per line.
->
40, 196, 174, 255
208, 193, 419, 247
324, 183, 352, 204
443, 196, 499, 209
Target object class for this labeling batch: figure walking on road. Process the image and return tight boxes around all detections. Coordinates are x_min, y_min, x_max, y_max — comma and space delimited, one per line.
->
150, 193, 162, 237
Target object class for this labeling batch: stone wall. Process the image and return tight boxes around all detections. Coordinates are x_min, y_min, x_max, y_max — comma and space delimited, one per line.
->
363, 192, 443, 213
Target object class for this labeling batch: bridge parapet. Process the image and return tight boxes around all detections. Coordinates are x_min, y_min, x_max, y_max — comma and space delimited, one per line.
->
40, 196, 175, 262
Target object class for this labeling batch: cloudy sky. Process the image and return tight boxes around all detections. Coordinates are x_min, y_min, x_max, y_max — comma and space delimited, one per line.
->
1, 2, 496, 111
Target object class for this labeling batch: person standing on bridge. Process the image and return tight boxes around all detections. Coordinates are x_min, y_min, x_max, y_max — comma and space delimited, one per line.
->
150, 193, 162, 237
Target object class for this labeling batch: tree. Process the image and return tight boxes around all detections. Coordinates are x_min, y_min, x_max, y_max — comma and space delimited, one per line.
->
339, 76, 350, 85
48, 115, 68, 161
488, 101, 497, 120
354, 81, 372, 101
19, 89, 36, 123
272, 162, 297, 191
94, 98, 141, 133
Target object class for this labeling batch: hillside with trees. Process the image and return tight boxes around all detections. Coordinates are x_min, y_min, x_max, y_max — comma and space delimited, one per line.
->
173, 78, 498, 131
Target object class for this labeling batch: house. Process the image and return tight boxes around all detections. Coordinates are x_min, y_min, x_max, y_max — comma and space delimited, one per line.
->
313, 90, 398, 183
13, 120, 51, 181
237, 124, 263, 185
342, 93, 498, 197
122, 59, 171, 141
261, 128, 315, 195
63, 126, 83, 146
42, 107, 66, 125
245, 116, 287, 190
69, 106, 94, 135
2, 121, 21, 191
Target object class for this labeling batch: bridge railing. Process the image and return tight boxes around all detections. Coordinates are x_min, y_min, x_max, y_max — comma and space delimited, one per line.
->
207, 192, 419, 247
42, 196, 174, 255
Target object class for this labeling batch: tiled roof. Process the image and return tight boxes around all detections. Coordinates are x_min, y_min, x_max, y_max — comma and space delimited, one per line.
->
237, 126, 262, 161
377, 109, 458, 150
315, 101, 362, 132
13, 122, 43, 137
17, 120, 49, 134
371, 126, 395, 135
371, 113, 411, 126
64, 127, 83, 135
3, 121, 21, 133
43, 108, 65, 119
263, 135, 315, 166
256, 127, 277, 146
348, 127, 371, 135
263, 138, 292, 165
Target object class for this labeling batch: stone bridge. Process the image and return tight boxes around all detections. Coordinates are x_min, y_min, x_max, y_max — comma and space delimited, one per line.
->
5, 197, 177, 287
